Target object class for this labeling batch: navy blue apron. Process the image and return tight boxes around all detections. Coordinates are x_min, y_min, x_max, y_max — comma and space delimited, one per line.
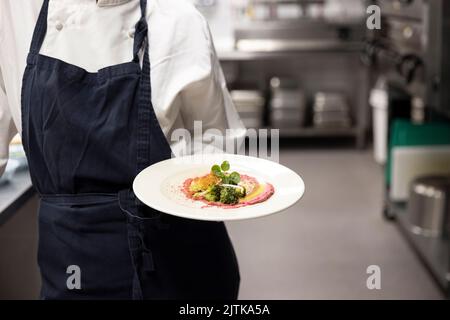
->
21, 0, 240, 300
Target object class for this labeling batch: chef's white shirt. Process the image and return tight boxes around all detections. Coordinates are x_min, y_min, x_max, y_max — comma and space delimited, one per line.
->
0, 0, 245, 175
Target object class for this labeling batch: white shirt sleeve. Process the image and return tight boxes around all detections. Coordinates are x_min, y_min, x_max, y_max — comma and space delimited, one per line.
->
151, 9, 246, 156
0, 67, 17, 176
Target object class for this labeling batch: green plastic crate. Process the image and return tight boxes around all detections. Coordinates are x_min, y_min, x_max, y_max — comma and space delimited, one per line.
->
386, 119, 450, 185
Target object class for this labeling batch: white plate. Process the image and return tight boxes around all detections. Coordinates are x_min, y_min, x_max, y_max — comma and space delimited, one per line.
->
133, 154, 305, 221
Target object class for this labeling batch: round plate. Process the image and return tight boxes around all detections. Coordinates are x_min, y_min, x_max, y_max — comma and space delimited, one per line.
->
133, 154, 305, 221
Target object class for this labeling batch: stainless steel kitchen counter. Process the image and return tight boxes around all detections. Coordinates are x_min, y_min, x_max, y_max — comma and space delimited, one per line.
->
0, 170, 34, 226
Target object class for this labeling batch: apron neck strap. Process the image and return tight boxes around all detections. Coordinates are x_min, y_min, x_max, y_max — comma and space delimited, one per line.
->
132, 0, 148, 63
135, 0, 154, 173
29, 0, 50, 55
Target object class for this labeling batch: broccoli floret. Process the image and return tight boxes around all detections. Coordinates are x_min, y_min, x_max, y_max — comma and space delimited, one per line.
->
203, 185, 222, 202
219, 186, 240, 205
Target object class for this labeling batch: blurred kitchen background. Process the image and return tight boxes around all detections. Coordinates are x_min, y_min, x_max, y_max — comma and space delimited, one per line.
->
1, 0, 450, 299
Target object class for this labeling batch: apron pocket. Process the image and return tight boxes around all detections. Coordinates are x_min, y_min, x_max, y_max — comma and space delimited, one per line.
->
38, 194, 135, 299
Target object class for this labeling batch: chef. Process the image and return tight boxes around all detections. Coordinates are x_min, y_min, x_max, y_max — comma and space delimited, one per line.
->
0, 0, 244, 299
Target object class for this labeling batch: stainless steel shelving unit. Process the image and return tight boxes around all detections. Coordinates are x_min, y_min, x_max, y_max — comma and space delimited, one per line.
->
218, 41, 365, 60
218, 0, 370, 148
219, 41, 370, 148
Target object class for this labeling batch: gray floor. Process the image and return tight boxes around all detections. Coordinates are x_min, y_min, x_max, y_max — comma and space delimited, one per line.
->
226, 148, 444, 300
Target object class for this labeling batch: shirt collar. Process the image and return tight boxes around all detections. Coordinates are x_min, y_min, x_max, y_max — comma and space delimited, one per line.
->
96, 0, 132, 7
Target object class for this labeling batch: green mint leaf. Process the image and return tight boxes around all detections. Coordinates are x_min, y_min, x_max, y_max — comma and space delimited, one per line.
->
229, 172, 240, 184
221, 160, 230, 172
211, 165, 221, 176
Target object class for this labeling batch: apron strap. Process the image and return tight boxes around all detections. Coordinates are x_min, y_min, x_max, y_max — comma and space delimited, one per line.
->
29, 0, 50, 55
133, 0, 153, 173
133, 0, 148, 63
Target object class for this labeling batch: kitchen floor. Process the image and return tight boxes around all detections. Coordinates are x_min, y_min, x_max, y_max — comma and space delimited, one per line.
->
226, 146, 444, 300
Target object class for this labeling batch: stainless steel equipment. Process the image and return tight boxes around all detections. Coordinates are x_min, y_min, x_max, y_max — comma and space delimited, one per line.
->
367, 0, 450, 119
224, 0, 369, 147
408, 175, 450, 238
231, 90, 265, 129
269, 77, 306, 128
312, 92, 351, 128
372, 1, 450, 297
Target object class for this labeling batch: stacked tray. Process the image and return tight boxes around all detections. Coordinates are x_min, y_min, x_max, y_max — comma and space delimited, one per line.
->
231, 90, 265, 129
269, 77, 306, 128
312, 92, 351, 128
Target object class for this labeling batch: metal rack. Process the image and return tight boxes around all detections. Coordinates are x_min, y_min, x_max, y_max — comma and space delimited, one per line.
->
219, 3, 369, 147
220, 45, 369, 148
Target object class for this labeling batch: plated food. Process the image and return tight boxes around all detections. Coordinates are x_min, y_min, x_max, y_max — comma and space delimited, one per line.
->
133, 154, 304, 221
182, 161, 274, 208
